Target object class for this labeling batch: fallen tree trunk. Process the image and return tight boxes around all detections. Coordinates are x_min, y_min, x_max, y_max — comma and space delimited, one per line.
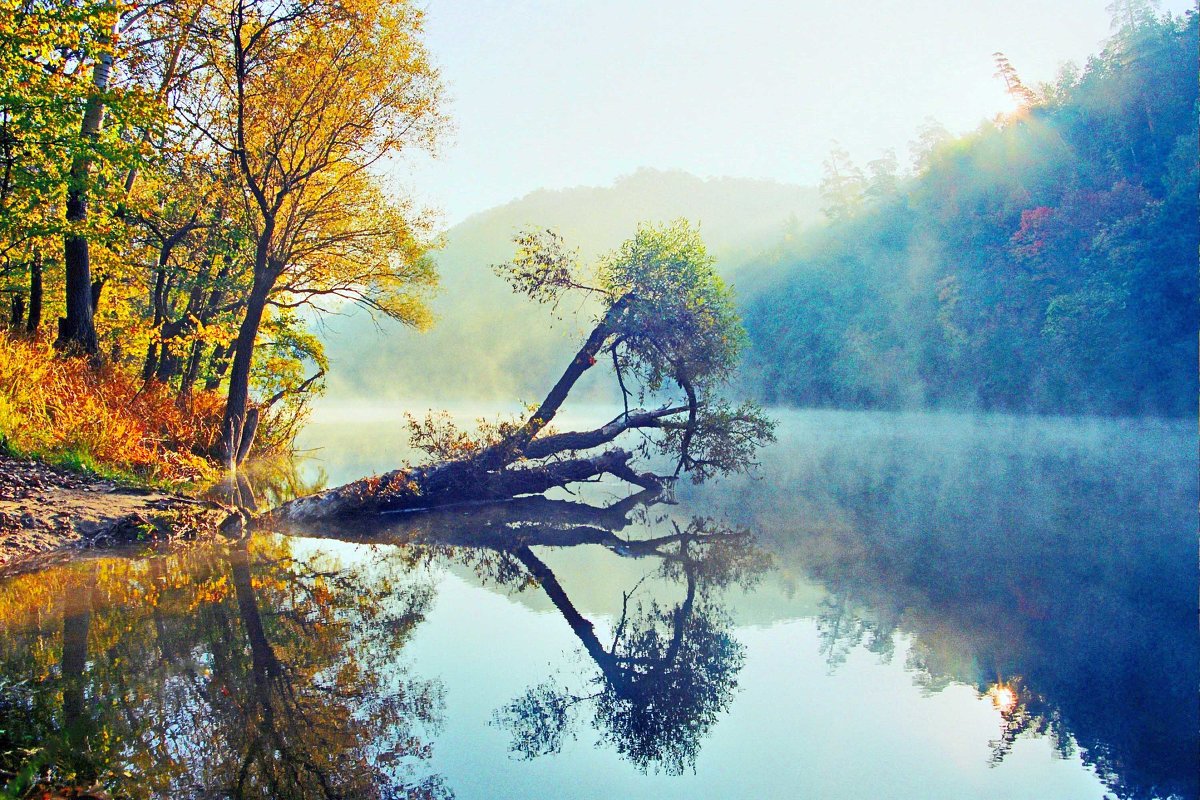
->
267, 223, 775, 523
269, 447, 663, 524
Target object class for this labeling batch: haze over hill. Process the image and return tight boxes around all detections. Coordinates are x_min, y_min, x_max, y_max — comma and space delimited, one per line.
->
319, 169, 820, 403
321, 3, 1195, 422
737, 9, 1197, 417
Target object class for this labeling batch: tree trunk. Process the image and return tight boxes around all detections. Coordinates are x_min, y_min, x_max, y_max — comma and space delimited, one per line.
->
26, 253, 41, 334
179, 265, 227, 398
179, 341, 205, 399
155, 343, 181, 382
147, 239, 208, 386
270, 448, 661, 523
57, 192, 100, 354
90, 276, 104, 312
221, 269, 275, 467
269, 401, 683, 523
235, 406, 259, 465
142, 341, 159, 381
477, 295, 630, 469
142, 264, 168, 380
154, 285, 207, 384
55, 46, 114, 356
206, 342, 232, 390
8, 293, 23, 329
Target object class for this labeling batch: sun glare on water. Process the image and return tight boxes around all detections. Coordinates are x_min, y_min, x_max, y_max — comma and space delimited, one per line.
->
988, 683, 1019, 715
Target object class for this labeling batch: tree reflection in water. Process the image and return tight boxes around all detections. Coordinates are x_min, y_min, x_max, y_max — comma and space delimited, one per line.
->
0, 538, 449, 799
702, 416, 1198, 800
480, 502, 770, 775
285, 488, 771, 776
797, 527, 1197, 800
7, 416, 1187, 799
0, 487, 769, 793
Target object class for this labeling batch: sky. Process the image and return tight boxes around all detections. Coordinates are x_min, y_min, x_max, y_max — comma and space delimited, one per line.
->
389, 0, 1196, 226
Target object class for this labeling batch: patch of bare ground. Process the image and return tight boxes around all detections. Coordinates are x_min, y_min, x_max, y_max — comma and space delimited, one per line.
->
0, 453, 240, 575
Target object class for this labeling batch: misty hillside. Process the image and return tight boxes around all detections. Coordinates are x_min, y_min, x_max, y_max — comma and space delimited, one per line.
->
319, 168, 819, 402
739, 10, 1197, 417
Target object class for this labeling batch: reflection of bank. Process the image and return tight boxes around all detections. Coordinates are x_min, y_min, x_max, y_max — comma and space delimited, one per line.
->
699, 412, 1199, 800
0, 538, 449, 799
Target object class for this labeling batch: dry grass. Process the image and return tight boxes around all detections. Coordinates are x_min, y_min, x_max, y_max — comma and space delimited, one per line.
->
0, 334, 223, 485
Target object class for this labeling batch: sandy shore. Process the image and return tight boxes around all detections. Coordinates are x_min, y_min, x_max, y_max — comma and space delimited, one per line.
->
0, 453, 239, 575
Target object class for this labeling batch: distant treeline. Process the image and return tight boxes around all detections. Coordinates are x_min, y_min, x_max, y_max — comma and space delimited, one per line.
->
739, 8, 1197, 417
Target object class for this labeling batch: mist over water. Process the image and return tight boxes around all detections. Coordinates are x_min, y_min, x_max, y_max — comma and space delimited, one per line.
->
681, 409, 1199, 800
1, 405, 1192, 798
288, 403, 1198, 799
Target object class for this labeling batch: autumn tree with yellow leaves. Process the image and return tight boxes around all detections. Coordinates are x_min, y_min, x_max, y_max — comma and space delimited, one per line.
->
177, 0, 445, 466
0, 0, 446, 475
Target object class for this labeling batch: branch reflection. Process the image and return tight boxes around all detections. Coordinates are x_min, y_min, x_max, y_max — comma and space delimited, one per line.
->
430, 495, 769, 775
286, 489, 771, 776
0, 539, 448, 799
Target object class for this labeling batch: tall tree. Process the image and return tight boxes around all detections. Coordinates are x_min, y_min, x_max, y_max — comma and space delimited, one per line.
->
1, 0, 105, 342
819, 143, 866, 220
54, 14, 117, 354
992, 51, 1039, 109
189, 0, 445, 467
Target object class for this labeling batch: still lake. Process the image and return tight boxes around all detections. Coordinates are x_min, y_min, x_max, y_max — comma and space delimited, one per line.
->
0, 408, 1195, 799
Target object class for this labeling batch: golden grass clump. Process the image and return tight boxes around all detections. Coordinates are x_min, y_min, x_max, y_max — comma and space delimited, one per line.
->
0, 334, 223, 485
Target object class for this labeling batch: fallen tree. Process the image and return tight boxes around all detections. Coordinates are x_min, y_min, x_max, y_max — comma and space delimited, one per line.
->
271, 220, 775, 522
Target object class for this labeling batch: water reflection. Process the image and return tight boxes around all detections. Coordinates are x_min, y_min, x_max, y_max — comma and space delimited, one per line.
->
686, 412, 1198, 800
492, 519, 769, 775
0, 411, 1193, 800
0, 539, 448, 799
0, 488, 770, 796
283, 490, 771, 776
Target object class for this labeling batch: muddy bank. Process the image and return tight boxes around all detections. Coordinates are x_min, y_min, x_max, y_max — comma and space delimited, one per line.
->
0, 453, 240, 575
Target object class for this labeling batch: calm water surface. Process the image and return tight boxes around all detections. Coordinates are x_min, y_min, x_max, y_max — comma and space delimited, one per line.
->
0, 409, 1195, 799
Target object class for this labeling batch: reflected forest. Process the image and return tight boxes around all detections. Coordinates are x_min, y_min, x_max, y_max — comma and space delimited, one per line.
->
0, 1, 1195, 799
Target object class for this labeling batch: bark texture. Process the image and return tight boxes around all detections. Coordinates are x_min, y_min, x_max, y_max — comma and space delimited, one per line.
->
220, 265, 276, 467
25, 254, 41, 334
55, 47, 114, 355
270, 448, 663, 524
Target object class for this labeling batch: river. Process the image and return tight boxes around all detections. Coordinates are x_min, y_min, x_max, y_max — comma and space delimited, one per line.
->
0, 408, 1194, 799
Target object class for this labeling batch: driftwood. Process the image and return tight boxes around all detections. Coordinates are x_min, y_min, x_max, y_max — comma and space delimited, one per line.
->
270, 446, 665, 524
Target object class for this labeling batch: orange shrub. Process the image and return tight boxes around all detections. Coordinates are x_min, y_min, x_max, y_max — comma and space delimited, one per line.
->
0, 334, 223, 484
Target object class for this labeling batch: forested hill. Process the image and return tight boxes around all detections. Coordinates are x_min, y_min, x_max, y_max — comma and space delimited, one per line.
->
738, 10, 1198, 417
320, 169, 819, 402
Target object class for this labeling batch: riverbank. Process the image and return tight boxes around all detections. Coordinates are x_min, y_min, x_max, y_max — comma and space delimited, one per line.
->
0, 453, 239, 575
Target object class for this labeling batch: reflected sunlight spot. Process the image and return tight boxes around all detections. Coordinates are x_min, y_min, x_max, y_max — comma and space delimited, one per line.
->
989, 683, 1018, 715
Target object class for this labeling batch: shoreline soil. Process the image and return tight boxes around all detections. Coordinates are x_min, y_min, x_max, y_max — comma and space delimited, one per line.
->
0, 453, 239, 576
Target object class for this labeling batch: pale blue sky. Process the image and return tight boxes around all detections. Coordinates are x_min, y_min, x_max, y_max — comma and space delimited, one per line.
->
389, 0, 1195, 226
